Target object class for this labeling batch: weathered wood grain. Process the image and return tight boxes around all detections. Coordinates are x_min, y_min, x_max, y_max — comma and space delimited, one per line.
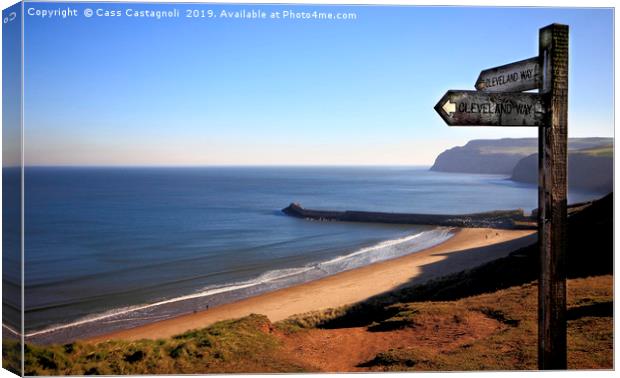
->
475, 56, 540, 92
537, 23, 568, 370
435, 90, 546, 126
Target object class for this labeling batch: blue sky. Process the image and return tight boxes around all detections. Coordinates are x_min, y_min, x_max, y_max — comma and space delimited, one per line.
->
22, 3, 614, 165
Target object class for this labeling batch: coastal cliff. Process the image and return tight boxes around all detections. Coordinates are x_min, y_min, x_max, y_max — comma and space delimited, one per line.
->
511, 150, 613, 193
431, 138, 611, 174
431, 139, 538, 174
431, 138, 612, 192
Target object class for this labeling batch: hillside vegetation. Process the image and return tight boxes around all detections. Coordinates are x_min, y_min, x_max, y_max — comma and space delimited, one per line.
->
578, 144, 613, 157
13, 276, 612, 374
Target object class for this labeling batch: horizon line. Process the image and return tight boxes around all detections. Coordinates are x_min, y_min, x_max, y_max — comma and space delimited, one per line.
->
5, 164, 434, 168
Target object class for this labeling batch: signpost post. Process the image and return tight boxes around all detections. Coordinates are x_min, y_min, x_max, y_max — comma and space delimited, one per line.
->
434, 23, 568, 370
536, 23, 569, 370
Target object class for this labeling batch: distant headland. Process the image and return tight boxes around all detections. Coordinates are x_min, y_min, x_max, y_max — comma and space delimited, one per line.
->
430, 137, 612, 193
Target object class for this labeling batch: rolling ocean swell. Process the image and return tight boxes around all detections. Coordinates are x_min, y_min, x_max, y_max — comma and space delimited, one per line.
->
25, 227, 454, 344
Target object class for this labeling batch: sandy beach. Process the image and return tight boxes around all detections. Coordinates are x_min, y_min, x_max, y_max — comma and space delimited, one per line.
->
88, 227, 536, 343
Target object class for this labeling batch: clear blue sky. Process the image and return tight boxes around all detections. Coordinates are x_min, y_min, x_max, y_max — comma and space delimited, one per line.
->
22, 3, 614, 165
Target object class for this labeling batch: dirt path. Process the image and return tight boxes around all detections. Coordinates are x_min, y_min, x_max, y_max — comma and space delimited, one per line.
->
276, 310, 505, 372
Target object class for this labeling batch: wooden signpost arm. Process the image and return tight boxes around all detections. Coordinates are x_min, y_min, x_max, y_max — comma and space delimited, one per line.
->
537, 23, 568, 370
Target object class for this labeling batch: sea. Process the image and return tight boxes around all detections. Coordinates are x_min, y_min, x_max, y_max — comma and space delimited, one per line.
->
13, 166, 605, 343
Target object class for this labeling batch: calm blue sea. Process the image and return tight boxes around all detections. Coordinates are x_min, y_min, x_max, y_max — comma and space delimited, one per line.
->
19, 166, 604, 343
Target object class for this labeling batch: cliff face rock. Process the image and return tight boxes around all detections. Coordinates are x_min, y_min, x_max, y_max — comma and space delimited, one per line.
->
431, 139, 538, 174
511, 152, 613, 193
431, 147, 525, 174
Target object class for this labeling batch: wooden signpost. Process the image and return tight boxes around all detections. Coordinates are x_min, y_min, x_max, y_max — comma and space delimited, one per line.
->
434, 23, 568, 370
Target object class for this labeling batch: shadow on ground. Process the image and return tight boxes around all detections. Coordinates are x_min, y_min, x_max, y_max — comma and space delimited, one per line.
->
310, 193, 612, 330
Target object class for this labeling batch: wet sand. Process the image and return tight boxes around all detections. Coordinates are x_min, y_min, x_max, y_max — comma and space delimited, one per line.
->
88, 227, 536, 342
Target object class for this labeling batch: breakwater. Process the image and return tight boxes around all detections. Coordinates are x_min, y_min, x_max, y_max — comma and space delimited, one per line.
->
282, 203, 535, 229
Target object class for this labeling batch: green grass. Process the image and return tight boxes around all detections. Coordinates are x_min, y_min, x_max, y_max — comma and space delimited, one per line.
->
478, 146, 537, 156
477, 143, 613, 157
575, 144, 613, 157
2, 337, 21, 375
16, 314, 306, 375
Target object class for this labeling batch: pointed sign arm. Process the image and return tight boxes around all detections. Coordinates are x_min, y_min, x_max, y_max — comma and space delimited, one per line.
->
435, 90, 547, 127
475, 56, 541, 92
